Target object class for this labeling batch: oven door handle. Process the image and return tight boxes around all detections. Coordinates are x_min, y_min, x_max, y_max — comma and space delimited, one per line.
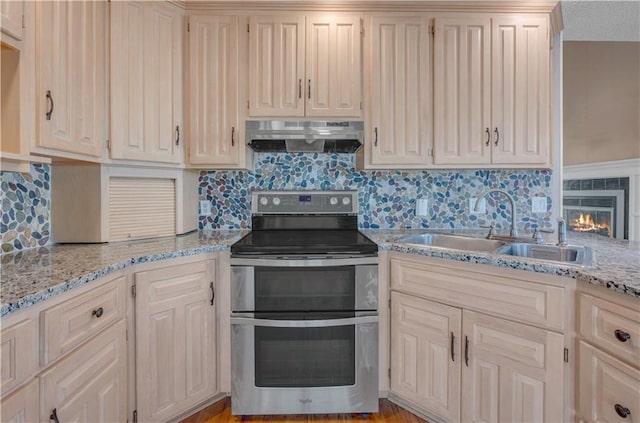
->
230, 256, 378, 267
230, 315, 378, 328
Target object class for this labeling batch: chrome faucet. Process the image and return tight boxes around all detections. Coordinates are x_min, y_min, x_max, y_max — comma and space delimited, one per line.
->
557, 217, 568, 246
474, 189, 518, 237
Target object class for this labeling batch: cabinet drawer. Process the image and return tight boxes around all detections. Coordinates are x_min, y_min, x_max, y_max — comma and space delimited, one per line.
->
579, 292, 640, 366
390, 255, 565, 331
42, 274, 126, 365
578, 341, 640, 423
1, 318, 38, 396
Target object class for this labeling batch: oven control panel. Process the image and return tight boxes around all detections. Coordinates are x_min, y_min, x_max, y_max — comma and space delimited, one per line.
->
252, 190, 358, 214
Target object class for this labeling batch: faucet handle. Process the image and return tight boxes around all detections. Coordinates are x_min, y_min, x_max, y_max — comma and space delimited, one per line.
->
532, 227, 554, 243
480, 222, 495, 239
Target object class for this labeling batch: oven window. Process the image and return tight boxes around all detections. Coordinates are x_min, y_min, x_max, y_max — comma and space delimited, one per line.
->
254, 325, 355, 387
255, 266, 355, 312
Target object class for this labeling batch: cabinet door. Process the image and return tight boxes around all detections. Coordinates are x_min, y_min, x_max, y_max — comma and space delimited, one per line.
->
367, 15, 431, 167
1, 317, 38, 396
578, 340, 640, 423
306, 15, 361, 117
491, 17, 550, 165
461, 310, 563, 423
111, 1, 183, 163
391, 292, 461, 422
188, 15, 239, 166
0, 379, 38, 423
135, 259, 217, 422
433, 18, 491, 165
37, 1, 105, 158
249, 15, 304, 117
41, 320, 127, 423
1, 0, 23, 41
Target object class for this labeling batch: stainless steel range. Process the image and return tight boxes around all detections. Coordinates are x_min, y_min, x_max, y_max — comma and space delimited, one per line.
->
230, 190, 379, 416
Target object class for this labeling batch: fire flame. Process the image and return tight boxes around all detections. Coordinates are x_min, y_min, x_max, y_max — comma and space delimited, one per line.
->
571, 213, 611, 237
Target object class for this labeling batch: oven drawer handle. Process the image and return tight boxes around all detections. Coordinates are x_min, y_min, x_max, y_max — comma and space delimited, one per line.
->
230, 315, 378, 328
230, 256, 378, 267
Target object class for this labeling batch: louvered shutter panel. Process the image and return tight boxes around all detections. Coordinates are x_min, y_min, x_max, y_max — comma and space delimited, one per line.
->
109, 177, 176, 241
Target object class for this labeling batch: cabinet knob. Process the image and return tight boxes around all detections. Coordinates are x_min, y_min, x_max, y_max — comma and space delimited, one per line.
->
92, 307, 104, 318
615, 404, 631, 418
615, 329, 631, 343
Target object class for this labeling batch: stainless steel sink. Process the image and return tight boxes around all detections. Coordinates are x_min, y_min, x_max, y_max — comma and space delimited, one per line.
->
397, 233, 506, 252
498, 243, 593, 266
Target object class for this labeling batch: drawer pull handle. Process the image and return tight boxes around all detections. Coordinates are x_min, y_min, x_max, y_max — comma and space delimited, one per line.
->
450, 332, 455, 362
485, 127, 490, 146
615, 329, 631, 343
464, 335, 469, 367
92, 307, 104, 318
615, 404, 631, 418
210, 282, 215, 306
50, 408, 60, 423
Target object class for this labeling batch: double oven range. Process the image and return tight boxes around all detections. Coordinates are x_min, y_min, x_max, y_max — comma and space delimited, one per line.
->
230, 190, 379, 415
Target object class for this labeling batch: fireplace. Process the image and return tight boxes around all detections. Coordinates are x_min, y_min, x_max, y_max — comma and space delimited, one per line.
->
563, 178, 629, 239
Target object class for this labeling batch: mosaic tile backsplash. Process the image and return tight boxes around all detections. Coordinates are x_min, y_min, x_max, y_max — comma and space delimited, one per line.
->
199, 153, 553, 231
1, 164, 51, 253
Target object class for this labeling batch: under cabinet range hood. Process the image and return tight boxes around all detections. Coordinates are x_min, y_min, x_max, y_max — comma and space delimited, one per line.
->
246, 120, 364, 153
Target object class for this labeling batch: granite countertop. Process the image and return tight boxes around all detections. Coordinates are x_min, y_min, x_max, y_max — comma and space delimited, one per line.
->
0, 230, 249, 317
2, 228, 639, 318
363, 228, 640, 299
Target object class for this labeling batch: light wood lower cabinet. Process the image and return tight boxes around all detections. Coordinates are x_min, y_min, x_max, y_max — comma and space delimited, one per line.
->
134, 257, 218, 422
461, 310, 564, 423
41, 319, 127, 423
577, 282, 640, 423
389, 252, 568, 423
391, 292, 461, 422
0, 317, 38, 396
578, 341, 640, 423
0, 378, 39, 423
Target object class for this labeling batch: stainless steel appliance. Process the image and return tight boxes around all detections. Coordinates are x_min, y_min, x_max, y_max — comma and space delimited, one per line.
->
230, 190, 379, 415
245, 120, 364, 153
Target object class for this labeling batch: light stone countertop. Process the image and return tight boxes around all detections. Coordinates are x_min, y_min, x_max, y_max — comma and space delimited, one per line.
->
2, 228, 639, 318
0, 230, 248, 317
363, 228, 640, 299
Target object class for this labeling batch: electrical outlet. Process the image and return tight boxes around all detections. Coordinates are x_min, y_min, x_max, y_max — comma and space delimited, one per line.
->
199, 200, 210, 216
469, 197, 486, 214
531, 196, 547, 213
416, 198, 429, 216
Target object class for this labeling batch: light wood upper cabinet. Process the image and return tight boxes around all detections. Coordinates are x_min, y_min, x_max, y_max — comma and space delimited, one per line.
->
249, 14, 361, 118
491, 17, 550, 165
134, 257, 218, 422
461, 310, 564, 423
364, 15, 431, 168
249, 15, 305, 117
433, 15, 550, 166
110, 1, 183, 164
0, 0, 23, 41
188, 14, 242, 167
36, 0, 105, 159
433, 17, 491, 165
391, 292, 461, 423
305, 15, 361, 117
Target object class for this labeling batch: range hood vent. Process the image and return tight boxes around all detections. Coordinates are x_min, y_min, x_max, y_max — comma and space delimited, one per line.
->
246, 120, 364, 153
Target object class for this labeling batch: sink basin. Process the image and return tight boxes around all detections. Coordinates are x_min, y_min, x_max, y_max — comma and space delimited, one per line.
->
498, 243, 593, 266
397, 233, 506, 252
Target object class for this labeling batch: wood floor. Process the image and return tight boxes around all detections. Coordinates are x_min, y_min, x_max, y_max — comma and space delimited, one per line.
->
180, 398, 428, 423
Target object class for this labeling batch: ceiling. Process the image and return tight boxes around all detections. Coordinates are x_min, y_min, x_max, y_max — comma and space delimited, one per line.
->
562, 1, 640, 41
